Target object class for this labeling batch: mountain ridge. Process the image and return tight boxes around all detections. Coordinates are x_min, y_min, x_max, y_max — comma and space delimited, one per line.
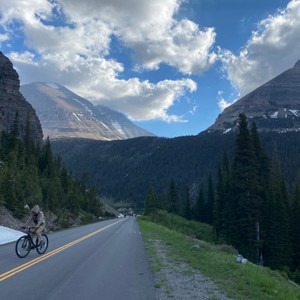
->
207, 60, 300, 133
20, 82, 155, 141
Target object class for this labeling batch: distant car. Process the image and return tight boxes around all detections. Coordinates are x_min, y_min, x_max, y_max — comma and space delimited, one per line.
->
118, 214, 124, 218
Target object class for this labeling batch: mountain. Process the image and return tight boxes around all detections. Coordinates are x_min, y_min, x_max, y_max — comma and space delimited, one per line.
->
207, 60, 300, 133
0, 52, 43, 142
20, 82, 155, 140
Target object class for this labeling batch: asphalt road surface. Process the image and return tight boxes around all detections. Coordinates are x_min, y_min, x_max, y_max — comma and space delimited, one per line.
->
0, 217, 158, 300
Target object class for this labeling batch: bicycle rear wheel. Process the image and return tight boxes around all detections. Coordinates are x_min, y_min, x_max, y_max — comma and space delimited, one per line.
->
15, 235, 31, 258
36, 234, 48, 254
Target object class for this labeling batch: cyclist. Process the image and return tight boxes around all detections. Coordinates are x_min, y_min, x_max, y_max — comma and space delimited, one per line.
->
24, 205, 46, 247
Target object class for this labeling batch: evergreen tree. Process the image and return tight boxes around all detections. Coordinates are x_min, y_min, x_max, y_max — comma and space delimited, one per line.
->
228, 113, 262, 261
291, 177, 300, 271
183, 185, 191, 220
214, 164, 224, 238
39, 137, 53, 175
194, 182, 205, 222
262, 155, 292, 269
214, 152, 230, 240
206, 174, 214, 224
144, 187, 158, 220
168, 179, 179, 214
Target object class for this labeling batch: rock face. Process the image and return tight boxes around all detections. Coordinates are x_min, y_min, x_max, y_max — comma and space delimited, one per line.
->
0, 52, 43, 142
21, 82, 155, 141
207, 60, 300, 133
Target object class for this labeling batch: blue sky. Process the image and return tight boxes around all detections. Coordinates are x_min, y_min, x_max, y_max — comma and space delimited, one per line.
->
0, 0, 299, 137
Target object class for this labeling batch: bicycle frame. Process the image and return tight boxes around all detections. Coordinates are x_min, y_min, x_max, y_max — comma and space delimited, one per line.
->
15, 226, 49, 258
23, 227, 38, 248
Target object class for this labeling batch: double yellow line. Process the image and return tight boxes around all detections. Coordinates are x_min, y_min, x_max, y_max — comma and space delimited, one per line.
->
0, 220, 122, 282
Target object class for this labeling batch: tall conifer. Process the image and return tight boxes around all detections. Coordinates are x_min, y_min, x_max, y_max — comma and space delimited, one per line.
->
168, 179, 179, 214
229, 113, 262, 261
291, 177, 300, 271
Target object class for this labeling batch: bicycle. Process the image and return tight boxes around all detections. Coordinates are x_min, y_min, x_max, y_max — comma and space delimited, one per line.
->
15, 227, 49, 258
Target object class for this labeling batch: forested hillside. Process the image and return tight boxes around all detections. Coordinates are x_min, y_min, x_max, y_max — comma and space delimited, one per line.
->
0, 123, 103, 227
51, 129, 300, 209
51, 133, 236, 209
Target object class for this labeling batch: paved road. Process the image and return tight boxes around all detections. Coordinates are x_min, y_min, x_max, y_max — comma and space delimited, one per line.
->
0, 217, 158, 300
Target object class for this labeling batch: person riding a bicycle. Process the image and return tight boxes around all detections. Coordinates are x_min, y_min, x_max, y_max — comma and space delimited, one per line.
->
24, 205, 46, 246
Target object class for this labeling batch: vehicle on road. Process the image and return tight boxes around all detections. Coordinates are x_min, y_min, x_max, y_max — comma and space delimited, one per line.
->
15, 227, 48, 258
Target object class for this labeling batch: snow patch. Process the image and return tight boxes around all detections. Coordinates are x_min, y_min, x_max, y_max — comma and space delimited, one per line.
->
72, 112, 81, 122
270, 111, 278, 119
46, 83, 59, 89
223, 128, 232, 134
289, 110, 300, 117
0, 226, 24, 245
112, 121, 125, 136
100, 121, 110, 131
72, 98, 95, 117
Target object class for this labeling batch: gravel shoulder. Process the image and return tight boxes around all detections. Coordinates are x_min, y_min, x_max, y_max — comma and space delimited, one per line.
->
149, 239, 235, 300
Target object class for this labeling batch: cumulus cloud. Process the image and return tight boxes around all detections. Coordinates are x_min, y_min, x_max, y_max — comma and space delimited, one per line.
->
220, 0, 300, 97
92, 78, 197, 122
59, 0, 216, 74
0, 0, 216, 122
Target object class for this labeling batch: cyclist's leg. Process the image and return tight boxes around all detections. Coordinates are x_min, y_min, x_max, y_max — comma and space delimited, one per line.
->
35, 224, 46, 245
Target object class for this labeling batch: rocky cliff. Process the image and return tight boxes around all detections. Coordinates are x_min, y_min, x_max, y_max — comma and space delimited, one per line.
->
0, 52, 43, 142
207, 60, 300, 133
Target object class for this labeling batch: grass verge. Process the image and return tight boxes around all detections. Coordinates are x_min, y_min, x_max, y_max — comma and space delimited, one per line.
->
138, 218, 300, 300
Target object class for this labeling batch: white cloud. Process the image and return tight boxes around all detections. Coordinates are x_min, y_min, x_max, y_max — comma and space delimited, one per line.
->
217, 90, 240, 111
217, 91, 231, 111
220, 0, 300, 97
78, 77, 197, 122
0, 0, 214, 122
59, 0, 216, 74
130, 19, 217, 74
0, 33, 8, 43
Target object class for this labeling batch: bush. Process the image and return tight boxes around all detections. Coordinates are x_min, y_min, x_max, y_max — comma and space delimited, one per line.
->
147, 209, 216, 244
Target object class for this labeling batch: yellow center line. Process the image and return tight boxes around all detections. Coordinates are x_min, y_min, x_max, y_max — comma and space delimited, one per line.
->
0, 220, 123, 282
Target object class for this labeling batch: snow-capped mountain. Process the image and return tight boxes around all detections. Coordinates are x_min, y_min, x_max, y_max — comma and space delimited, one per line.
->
20, 82, 155, 140
207, 60, 300, 133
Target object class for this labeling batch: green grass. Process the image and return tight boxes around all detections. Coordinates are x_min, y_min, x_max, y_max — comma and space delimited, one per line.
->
138, 218, 300, 300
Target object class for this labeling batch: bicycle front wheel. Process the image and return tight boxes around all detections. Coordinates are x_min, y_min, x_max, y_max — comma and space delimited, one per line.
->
15, 235, 31, 258
36, 234, 48, 254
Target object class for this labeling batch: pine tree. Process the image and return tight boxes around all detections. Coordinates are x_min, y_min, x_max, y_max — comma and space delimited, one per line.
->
214, 152, 230, 240
144, 187, 158, 220
183, 185, 191, 220
261, 154, 292, 269
195, 182, 205, 222
228, 113, 262, 261
168, 179, 179, 214
206, 174, 214, 224
291, 177, 300, 271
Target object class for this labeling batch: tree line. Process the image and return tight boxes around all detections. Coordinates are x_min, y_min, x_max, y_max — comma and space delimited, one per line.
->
0, 113, 103, 224
144, 113, 300, 283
